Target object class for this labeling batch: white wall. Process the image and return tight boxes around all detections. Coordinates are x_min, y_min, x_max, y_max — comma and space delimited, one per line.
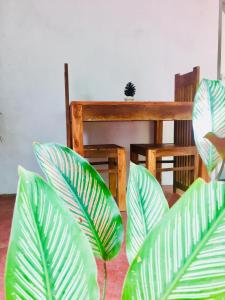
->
0, 0, 218, 193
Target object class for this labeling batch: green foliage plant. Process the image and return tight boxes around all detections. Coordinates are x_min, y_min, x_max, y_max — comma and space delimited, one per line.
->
5, 167, 99, 300
123, 177, 225, 299
126, 162, 169, 264
33, 142, 123, 299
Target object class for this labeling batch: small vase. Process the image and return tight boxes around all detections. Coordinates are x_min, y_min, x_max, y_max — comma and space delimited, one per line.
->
124, 96, 134, 102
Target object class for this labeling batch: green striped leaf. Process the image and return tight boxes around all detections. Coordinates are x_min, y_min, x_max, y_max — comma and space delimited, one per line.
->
122, 178, 225, 299
193, 79, 225, 174
5, 167, 99, 300
126, 162, 169, 264
33, 143, 123, 261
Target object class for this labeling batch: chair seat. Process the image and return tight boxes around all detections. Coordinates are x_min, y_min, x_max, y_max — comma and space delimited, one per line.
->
130, 143, 197, 157
84, 144, 125, 158
84, 144, 123, 150
130, 142, 199, 192
82, 144, 126, 210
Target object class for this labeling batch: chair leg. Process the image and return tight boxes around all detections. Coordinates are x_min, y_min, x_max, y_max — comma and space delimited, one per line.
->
173, 156, 177, 193
108, 157, 117, 197
199, 157, 210, 182
146, 150, 157, 178
130, 146, 139, 164
156, 168, 162, 184
173, 185, 176, 194
194, 153, 200, 180
156, 160, 162, 184
117, 148, 126, 211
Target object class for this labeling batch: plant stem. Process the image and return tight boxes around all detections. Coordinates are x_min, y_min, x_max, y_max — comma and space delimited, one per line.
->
102, 261, 107, 300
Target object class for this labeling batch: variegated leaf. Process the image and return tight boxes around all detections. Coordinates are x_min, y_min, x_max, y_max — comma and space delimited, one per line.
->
126, 162, 169, 264
122, 178, 225, 299
193, 79, 225, 174
5, 167, 99, 300
33, 143, 123, 261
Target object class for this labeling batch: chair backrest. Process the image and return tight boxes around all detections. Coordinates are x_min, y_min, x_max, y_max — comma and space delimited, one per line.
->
174, 66, 200, 145
64, 63, 72, 148
173, 66, 200, 191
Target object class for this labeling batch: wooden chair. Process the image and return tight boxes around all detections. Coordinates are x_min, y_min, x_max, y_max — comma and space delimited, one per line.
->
64, 63, 126, 211
130, 66, 200, 192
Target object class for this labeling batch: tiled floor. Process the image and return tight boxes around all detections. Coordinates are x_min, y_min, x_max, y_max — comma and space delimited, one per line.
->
0, 188, 179, 299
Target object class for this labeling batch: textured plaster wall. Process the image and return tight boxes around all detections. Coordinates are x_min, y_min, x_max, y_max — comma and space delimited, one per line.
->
0, 0, 218, 193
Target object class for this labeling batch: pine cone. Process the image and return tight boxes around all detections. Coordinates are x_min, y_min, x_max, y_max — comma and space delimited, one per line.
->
124, 82, 136, 97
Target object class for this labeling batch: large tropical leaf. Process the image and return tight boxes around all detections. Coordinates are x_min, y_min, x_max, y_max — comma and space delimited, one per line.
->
5, 167, 99, 300
126, 162, 169, 264
193, 79, 225, 174
33, 143, 123, 261
122, 178, 225, 299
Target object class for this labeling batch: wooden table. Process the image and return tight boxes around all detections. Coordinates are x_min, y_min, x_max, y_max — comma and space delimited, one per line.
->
70, 101, 197, 210
70, 101, 193, 155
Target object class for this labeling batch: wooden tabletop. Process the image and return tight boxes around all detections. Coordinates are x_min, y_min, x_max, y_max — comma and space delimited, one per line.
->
70, 101, 193, 121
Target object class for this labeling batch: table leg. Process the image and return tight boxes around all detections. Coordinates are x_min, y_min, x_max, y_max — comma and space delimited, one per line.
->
117, 148, 126, 211
71, 104, 84, 156
154, 120, 163, 183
